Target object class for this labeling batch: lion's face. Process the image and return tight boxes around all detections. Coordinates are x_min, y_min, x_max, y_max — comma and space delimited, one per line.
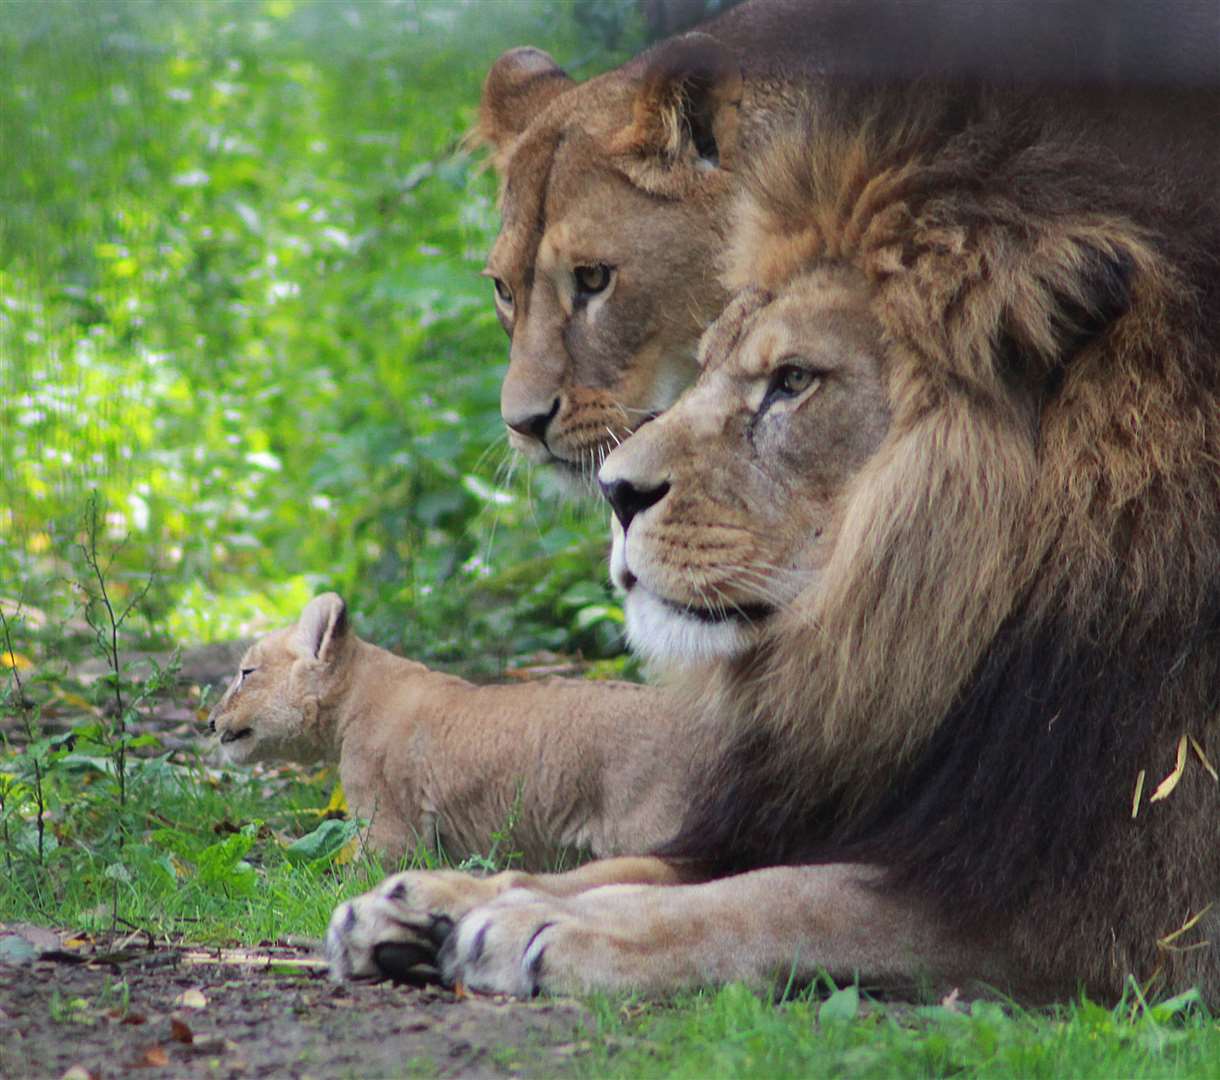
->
601, 268, 891, 668
479, 39, 743, 493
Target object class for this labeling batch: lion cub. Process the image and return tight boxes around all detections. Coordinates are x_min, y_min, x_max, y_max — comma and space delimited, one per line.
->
207, 593, 684, 866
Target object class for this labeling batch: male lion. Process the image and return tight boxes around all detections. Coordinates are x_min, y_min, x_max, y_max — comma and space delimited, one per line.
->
328, 86, 1220, 1001
478, 0, 1220, 490
207, 592, 684, 865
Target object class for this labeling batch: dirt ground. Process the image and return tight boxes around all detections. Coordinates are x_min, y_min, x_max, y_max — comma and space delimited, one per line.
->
0, 926, 595, 1079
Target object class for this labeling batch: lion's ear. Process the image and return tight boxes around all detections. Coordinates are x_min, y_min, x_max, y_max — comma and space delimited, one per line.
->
610, 32, 743, 192
478, 47, 573, 152
294, 593, 348, 665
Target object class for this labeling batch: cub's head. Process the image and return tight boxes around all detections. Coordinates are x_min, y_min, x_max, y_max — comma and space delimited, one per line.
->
477, 34, 743, 492
208, 593, 351, 765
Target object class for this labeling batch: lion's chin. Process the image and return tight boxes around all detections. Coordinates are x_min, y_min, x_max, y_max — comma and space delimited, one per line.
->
624, 587, 756, 670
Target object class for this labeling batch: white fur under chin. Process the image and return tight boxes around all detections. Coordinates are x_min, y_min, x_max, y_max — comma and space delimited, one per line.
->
624, 588, 751, 669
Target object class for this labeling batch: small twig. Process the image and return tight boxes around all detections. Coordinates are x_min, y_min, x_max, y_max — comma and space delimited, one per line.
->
0, 604, 45, 863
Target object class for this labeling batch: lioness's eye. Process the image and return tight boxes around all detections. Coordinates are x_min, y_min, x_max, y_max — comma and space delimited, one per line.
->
574, 264, 612, 298
492, 278, 513, 307
240, 667, 256, 679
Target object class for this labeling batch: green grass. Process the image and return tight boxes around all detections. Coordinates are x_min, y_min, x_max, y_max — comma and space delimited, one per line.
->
0, 0, 638, 670
570, 984, 1220, 1079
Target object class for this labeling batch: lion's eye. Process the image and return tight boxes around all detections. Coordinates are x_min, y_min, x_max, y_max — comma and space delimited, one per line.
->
240, 667, 257, 680
492, 278, 513, 307
769, 364, 819, 400
574, 264, 612, 298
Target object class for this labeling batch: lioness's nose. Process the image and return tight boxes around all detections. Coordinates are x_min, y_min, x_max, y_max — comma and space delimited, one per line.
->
600, 478, 670, 532
503, 398, 559, 443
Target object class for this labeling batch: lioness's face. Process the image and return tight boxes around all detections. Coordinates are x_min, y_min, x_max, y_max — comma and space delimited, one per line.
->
479, 39, 743, 494
600, 269, 891, 668
488, 132, 726, 491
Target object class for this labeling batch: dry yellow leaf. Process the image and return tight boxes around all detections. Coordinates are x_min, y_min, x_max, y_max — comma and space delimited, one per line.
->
334, 834, 362, 866
2, 651, 32, 672
324, 781, 349, 816
1149, 735, 1189, 803
1189, 735, 1218, 783
173, 989, 208, 1009
1131, 769, 1146, 819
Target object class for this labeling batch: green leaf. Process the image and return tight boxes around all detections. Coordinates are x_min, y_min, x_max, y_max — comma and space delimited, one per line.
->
818, 985, 860, 1023
1149, 987, 1203, 1022
284, 818, 360, 865
197, 822, 259, 888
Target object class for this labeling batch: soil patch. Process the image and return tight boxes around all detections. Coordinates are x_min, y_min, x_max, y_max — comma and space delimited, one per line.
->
0, 932, 593, 1079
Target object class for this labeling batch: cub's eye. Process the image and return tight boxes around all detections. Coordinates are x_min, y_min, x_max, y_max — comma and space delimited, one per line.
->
491, 278, 513, 307
574, 264, 612, 298
769, 364, 819, 400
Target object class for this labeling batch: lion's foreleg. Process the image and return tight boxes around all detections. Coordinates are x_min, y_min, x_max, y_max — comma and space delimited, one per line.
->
440, 863, 1011, 998
325, 856, 686, 981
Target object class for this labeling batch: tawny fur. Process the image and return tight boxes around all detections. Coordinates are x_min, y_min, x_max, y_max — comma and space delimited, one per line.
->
207, 594, 685, 867
653, 89, 1220, 1001
327, 87, 1220, 1003
475, 0, 1220, 486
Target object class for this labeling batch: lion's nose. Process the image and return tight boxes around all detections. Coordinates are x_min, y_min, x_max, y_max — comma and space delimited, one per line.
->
503, 397, 559, 444
600, 478, 670, 532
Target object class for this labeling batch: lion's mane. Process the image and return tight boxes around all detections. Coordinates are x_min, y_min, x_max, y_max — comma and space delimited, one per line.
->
661, 86, 1220, 998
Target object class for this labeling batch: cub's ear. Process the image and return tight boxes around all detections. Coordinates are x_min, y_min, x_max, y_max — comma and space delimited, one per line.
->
478, 47, 574, 152
609, 32, 743, 191
294, 593, 348, 664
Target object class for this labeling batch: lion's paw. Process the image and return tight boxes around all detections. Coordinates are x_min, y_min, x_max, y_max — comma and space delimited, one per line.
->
437, 889, 585, 998
325, 870, 505, 983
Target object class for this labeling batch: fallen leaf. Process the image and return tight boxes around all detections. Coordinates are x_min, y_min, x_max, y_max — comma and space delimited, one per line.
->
173, 988, 207, 1009
170, 1016, 194, 1044
59, 1067, 96, 1080
134, 1046, 169, 1068
118, 1011, 148, 1025
1189, 736, 1218, 782
1150, 735, 1189, 803
3, 923, 63, 952
2, 651, 33, 672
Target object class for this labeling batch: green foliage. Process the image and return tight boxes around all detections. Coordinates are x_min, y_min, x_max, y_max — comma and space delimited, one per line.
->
0, 0, 641, 667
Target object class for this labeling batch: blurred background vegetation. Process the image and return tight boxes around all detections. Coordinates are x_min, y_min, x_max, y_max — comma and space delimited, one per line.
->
0, 0, 736, 672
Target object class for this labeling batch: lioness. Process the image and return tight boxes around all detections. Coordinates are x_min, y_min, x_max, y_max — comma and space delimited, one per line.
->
328, 85, 1220, 1002
208, 593, 684, 865
479, 0, 1220, 488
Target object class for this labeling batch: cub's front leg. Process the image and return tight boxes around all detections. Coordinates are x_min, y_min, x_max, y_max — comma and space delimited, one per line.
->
326, 857, 684, 982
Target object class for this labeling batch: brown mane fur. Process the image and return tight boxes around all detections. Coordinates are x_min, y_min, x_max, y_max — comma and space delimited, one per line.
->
661, 86, 1220, 1000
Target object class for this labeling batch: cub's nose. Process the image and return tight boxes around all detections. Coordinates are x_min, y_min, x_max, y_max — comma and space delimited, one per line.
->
503, 398, 559, 443
599, 478, 670, 532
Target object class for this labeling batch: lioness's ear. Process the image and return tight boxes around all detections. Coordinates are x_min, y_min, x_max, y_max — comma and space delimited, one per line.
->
478, 47, 574, 152
295, 593, 348, 665
610, 32, 743, 190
